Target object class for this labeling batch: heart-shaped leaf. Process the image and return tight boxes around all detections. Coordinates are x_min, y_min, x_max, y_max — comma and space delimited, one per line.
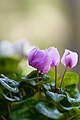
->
35, 102, 63, 119
66, 94, 80, 104
62, 72, 79, 87
0, 75, 19, 93
46, 91, 66, 102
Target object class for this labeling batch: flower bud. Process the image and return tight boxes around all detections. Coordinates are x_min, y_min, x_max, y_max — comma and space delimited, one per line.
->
46, 47, 60, 67
61, 49, 78, 68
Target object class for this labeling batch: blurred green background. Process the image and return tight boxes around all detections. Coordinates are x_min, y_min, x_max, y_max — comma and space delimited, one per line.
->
0, 0, 80, 73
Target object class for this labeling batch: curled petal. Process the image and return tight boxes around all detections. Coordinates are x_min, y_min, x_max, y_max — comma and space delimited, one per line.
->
28, 47, 39, 64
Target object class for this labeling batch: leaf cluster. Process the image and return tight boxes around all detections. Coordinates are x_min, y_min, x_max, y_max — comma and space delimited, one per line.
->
0, 70, 80, 120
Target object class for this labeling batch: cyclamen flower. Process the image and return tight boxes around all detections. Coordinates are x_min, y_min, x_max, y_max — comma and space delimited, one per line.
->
46, 47, 60, 67
61, 49, 78, 68
28, 48, 52, 74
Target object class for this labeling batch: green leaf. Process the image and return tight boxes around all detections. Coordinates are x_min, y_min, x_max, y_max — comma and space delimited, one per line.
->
64, 84, 79, 98
43, 83, 51, 91
19, 80, 36, 98
50, 82, 55, 90
27, 70, 50, 81
59, 105, 80, 112
3, 93, 21, 102
21, 76, 37, 86
48, 69, 60, 81
66, 94, 80, 104
35, 102, 63, 119
43, 75, 50, 81
0, 98, 9, 118
47, 69, 55, 82
72, 107, 80, 116
62, 72, 79, 87
35, 75, 50, 88
27, 70, 38, 78
48, 69, 61, 87
43, 82, 55, 91
61, 72, 79, 97
46, 91, 66, 102
7, 73, 22, 82
11, 110, 32, 120
10, 98, 37, 120
32, 92, 46, 101
0, 75, 19, 93
64, 107, 80, 120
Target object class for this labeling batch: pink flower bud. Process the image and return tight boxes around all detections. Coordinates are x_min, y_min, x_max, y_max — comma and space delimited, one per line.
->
61, 49, 78, 68
46, 47, 60, 67
28, 48, 52, 74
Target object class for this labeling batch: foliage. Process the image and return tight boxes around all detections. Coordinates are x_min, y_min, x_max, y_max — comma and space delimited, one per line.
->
0, 69, 80, 120
0, 57, 19, 74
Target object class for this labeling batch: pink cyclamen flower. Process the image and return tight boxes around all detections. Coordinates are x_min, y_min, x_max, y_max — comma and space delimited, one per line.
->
61, 49, 78, 68
28, 48, 52, 74
46, 47, 60, 67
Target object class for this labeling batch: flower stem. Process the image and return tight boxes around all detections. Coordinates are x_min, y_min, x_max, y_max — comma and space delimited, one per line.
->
37, 69, 39, 83
41, 74, 43, 81
36, 69, 39, 92
55, 66, 57, 91
60, 66, 67, 89
1, 116, 6, 120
